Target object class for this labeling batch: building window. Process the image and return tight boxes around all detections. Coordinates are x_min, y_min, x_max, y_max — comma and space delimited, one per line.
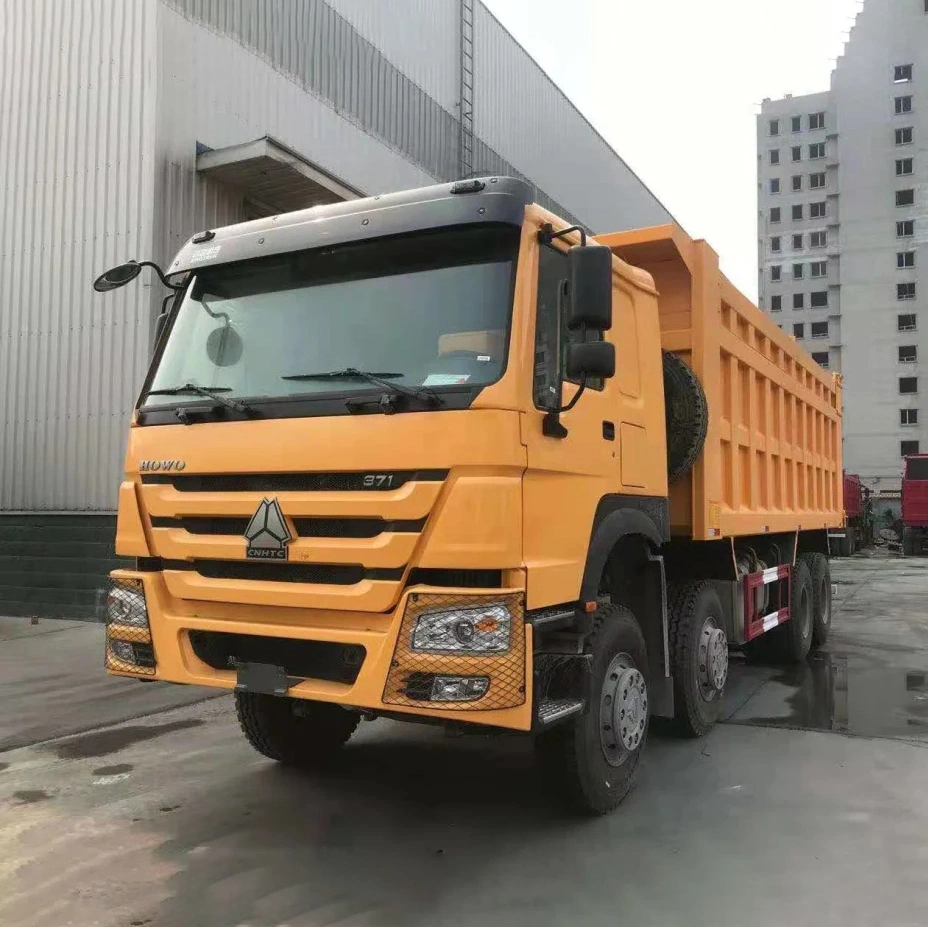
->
794, 293, 805, 309
899, 282, 917, 300
810, 291, 828, 308
895, 65, 914, 83
769, 149, 781, 165
896, 126, 914, 145
899, 345, 918, 363
770, 178, 781, 194
793, 323, 805, 338
792, 175, 803, 191
895, 96, 913, 115
791, 146, 802, 162
896, 189, 915, 207
771, 235, 781, 252
792, 233, 804, 249
898, 219, 915, 237
811, 321, 829, 339
900, 376, 919, 394
792, 204, 804, 221
770, 207, 781, 223
898, 251, 916, 268
901, 409, 919, 426
898, 313, 917, 331
792, 115, 802, 133
810, 201, 827, 219
809, 112, 825, 130
902, 440, 921, 456
769, 119, 780, 136
771, 265, 782, 282
897, 158, 914, 175
771, 295, 782, 312
812, 351, 830, 367
809, 142, 825, 159
810, 172, 826, 189
810, 231, 827, 248
792, 263, 804, 280
811, 261, 827, 278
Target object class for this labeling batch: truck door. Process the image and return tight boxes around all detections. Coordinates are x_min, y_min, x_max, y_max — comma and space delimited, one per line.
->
521, 238, 643, 610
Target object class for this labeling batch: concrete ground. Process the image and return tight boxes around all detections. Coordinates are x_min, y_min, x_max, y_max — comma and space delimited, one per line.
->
2, 554, 928, 927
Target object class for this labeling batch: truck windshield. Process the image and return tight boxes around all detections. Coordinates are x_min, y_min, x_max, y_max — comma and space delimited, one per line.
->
906, 458, 928, 480
143, 224, 519, 413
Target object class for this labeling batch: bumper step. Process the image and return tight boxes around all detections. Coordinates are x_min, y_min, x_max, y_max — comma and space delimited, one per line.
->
537, 697, 585, 726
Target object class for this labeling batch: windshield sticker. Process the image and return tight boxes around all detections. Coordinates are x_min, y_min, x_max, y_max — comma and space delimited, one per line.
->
477, 355, 492, 362
422, 373, 471, 386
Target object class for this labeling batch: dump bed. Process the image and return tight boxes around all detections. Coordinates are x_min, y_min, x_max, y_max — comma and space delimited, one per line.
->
600, 223, 843, 541
903, 456, 928, 527
844, 473, 862, 519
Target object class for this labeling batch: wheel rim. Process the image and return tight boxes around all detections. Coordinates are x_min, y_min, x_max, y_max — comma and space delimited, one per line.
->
697, 616, 728, 700
599, 652, 648, 768
798, 586, 813, 638
819, 577, 831, 628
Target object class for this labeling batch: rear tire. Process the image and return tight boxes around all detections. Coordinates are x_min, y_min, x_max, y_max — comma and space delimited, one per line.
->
903, 527, 917, 556
668, 582, 727, 737
235, 692, 360, 767
800, 552, 832, 648
536, 604, 648, 815
778, 559, 814, 663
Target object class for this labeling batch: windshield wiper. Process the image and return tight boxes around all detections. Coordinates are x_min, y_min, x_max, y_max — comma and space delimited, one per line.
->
281, 368, 444, 410
147, 383, 255, 416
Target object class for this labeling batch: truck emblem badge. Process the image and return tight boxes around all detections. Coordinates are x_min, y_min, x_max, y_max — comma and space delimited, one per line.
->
244, 498, 293, 560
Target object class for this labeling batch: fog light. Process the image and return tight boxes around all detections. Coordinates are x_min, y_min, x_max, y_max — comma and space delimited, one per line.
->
430, 675, 490, 702
110, 640, 136, 663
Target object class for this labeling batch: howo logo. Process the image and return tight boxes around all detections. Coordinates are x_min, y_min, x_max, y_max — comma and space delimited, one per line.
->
244, 498, 294, 560
139, 460, 186, 472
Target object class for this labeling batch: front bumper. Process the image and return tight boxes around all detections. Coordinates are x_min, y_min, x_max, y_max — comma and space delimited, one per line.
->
105, 570, 533, 731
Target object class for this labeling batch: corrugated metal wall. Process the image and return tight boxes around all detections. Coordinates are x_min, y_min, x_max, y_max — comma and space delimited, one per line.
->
473, 4, 673, 233
0, 0, 158, 511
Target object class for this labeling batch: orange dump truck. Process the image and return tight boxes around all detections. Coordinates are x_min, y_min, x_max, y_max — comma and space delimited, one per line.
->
95, 178, 842, 814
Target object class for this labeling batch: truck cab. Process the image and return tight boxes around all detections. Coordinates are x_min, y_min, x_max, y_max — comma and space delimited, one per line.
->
902, 455, 928, 555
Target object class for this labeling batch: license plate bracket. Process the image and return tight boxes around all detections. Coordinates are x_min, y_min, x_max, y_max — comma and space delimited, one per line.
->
234, 661, 296, 697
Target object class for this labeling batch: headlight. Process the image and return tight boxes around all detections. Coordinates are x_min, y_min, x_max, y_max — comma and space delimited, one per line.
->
411, 603, 511, 654
106, 583, 149, 629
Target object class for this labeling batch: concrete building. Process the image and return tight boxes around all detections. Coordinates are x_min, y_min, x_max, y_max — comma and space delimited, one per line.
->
757, 0, 928, 500
0, 0, 672, 618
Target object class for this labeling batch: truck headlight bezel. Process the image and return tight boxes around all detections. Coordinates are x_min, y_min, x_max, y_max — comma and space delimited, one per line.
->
106, 580, 149, 630
411, 603, 512, 654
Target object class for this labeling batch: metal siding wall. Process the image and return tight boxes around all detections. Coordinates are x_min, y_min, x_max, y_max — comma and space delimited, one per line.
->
325, 0, 460, 112
0, 0, 158, 512
473, 3, 672, 233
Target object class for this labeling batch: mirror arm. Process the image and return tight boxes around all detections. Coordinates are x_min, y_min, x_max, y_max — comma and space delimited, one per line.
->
541, 376, 587, 440
538, 222, 587, 247
138, 260, 185, 291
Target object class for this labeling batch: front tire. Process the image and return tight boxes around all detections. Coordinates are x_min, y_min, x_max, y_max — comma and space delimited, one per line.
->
235, 692, 360, 767
536, 604, 649, 815
668, 582, 728, 737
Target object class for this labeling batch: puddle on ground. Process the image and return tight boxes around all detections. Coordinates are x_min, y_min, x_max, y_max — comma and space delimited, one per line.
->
11, 789, 52, 804
0, 763, 9, 774
48, 718, 204, 760
729, 653, 928, 740
92, 763, 134, 777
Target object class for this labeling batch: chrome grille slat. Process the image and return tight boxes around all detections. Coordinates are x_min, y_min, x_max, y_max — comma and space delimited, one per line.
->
140, 470, 448, 492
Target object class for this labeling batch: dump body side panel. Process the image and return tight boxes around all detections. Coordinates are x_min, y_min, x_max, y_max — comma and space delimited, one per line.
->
844, 473, 862, 519
600, 224, 843, 542
903, 456, 928, 527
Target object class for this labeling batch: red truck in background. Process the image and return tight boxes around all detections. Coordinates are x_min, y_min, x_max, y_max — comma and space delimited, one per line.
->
902, 455, 928, 556
830, 473, 872, 556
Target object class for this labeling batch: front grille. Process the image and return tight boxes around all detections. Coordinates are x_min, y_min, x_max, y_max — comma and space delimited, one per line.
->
142, 469, 447, 493
150, 515, 426, 538
188, 630, 365, 684
407, 568, 503, 588
162, 559, 404, 584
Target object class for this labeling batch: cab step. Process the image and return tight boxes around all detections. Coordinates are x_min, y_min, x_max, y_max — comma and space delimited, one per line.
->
537, 697, 585, 726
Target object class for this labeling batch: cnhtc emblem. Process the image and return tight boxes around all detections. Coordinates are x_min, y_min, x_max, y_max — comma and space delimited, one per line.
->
244, 498, 293, 560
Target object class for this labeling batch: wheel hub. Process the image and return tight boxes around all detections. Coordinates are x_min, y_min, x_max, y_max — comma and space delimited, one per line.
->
600, 655, 648, 767
698, 621, 728, 694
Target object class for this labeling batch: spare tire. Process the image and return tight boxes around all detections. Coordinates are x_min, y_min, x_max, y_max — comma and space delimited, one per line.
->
662, 350, 709, 482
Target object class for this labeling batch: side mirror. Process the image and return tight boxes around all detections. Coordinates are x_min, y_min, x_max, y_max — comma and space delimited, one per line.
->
567, 244, 613, 332
93, 261, 143, 292
566, 341, 616, 381
153, 312, 168, 347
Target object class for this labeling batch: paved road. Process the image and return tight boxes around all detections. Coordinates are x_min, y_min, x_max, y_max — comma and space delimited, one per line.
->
2, 554, 928, 927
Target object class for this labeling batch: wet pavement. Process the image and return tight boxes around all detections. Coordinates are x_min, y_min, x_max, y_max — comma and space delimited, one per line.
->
2, 552, 928, 926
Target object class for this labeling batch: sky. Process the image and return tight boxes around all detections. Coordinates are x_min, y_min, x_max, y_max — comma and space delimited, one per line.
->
483, 0, 863, 299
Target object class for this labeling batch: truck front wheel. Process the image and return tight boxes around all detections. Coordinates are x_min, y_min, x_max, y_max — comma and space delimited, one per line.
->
668, 582, 728, 737
235, 692, 360, 767
536, 604, 649, 815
